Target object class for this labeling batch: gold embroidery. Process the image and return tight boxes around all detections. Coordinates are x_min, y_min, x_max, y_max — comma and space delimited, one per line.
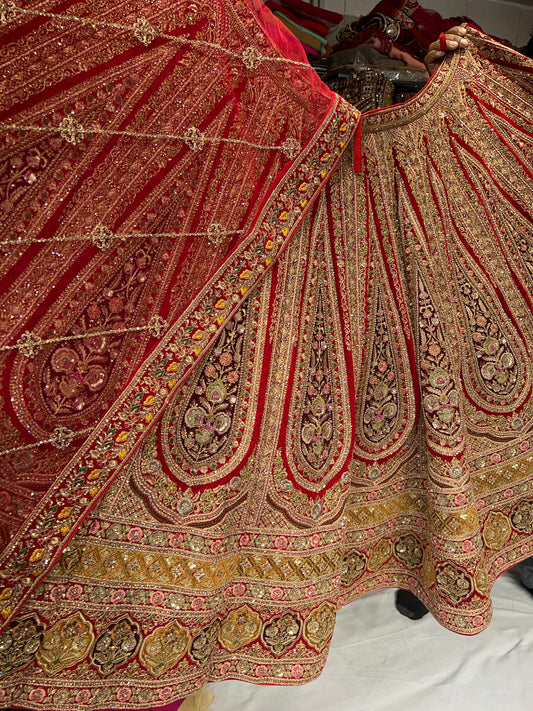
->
219, 606, 261, 652
139, 621, 189, 677
482, 511, 512, 549
36, 612, 94, 675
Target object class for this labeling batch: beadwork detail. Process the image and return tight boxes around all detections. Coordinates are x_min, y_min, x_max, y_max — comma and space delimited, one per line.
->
58, 116, 84, 145
90, 224, 116, 250
280, 138, 301, 159
241, 46, 263, 70
15, 331, 43, 358
182, 127, 205, 152
133, 17, 157, 46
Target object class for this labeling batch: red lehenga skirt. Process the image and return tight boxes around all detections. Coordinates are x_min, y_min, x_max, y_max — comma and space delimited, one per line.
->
1, 0, 533, 709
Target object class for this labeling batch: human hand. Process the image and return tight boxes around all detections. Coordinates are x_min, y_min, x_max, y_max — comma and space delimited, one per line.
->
424, 26, 470, 75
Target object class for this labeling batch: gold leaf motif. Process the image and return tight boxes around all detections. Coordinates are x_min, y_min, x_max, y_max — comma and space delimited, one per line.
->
36, 612, 94, 675
58, 116, 84, 145
219, 606, 261, 652
139, 621, 189, 677
133, 17, 157, 46
483, 510, 511, 549
241, 46, 263, 70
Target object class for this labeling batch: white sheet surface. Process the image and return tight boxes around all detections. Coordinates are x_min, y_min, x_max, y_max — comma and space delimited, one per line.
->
209, 572, 533, 710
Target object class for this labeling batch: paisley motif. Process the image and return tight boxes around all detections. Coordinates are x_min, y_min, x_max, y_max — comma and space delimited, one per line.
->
174, 301, 251, 469
298, 289, 335, 471
284, 207, 351, 493
360, 286, 401, 445
454, 258, 529, 410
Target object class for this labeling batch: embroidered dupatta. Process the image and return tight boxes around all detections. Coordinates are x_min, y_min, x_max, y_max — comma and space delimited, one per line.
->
1, 1, 533, 709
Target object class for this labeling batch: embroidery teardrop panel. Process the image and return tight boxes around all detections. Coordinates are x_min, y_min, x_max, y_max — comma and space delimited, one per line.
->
283, 206, 352, 494
454, 258, 530, 412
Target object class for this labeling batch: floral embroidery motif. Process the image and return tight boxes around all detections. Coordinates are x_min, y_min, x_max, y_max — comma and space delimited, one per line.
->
280, 138, 301, 160
394, 534, 424, 568
417, 274, 461, 437
456, 266, 520, 401
482, 511, 512, 549
368, 539, 392, 571
182, 127, 205, 152
36, 612, 94, 675
510, 500, 533, 534
0, 615, 44, 674
219, 606, 261, 652
133, 17, 157, 46
58, 116, 84, 145
90, 224, 116, 250
435, 563, 473, 605
49, 426, 75, 450
261, 612, 301, 657
139, 621, 189, 677
15, 331, 43, 358
341, 550, 367, 585
299, 290, 335, 472
190, 619, 221, 665
361, 287, 401, 444
90, 616, 141, 675
303, 603, 336, 652
241, 46, 263, 71
177, 304, 248, 468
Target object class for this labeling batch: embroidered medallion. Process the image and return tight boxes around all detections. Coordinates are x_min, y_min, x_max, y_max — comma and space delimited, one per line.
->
219, 606, 261, 652
0, 614, 44, 674
36, 612, 94, 675
139, 621, 189, 677
90, 616, 141, 675
303, 603, 336, 652
261, 612, 302, 657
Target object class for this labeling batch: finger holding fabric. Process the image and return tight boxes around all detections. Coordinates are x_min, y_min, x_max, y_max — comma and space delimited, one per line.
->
424, 25, 470, 74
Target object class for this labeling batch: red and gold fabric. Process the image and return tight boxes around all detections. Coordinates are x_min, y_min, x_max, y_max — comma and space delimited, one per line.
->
0, 1, 533, 709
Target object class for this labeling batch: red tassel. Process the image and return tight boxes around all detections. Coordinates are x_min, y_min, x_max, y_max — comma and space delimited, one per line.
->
353, 118, 363, 173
